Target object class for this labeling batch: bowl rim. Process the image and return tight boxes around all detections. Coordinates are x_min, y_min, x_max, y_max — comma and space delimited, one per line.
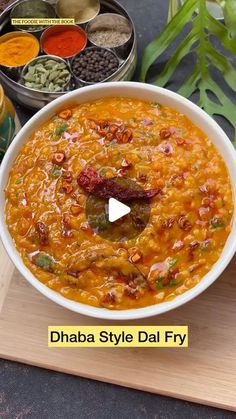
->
1, 81, 236, 320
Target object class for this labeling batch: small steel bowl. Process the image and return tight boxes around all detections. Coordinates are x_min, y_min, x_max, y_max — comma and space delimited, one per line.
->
0, 0, 137, 110
20, 55, 72, 93
71, 46, 120, 87
56, 0, 100, 25
41, 25, 87, 59
10, 0, 56, 36
0, 31, 40, 80
86, 13, 133, 50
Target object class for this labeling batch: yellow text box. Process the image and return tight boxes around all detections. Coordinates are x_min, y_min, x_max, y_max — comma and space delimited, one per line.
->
11, 18, 75, 26
48, 326, 188, 348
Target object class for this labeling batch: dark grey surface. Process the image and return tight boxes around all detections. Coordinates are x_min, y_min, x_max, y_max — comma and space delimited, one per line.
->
1, 1, 236, 418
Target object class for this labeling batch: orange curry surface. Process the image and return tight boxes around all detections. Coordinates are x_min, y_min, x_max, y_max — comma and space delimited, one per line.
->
5, 98, 234, 309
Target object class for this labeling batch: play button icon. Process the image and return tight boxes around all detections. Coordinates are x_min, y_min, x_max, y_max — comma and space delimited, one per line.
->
108, 198, 131, 222
85, 176, 152, 242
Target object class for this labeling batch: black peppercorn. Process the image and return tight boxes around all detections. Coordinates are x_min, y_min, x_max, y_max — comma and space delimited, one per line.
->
72, 47, 119, 83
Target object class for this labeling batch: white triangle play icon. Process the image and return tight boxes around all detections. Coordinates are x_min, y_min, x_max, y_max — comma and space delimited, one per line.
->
108, 198, 131, 222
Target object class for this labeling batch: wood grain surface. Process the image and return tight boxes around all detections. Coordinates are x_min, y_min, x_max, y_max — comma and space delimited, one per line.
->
0, 238, 236, 412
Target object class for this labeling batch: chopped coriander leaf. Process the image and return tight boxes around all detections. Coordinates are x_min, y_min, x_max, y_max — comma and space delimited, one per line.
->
88, 213, 110, 231
151, 102, 162, 108
200, 239, 211, 251
32, 253, 54, 272
169, 279, 178, 287
156, 277, 163, 289
105, 140, 117, 147
98, 167, 107, 176
50, 164, 62, 178
55, 270, 62, 276
55, 123, 68, 136
211, 217, 225, 229
166, 257, 178, 270
15, 178, 23, 184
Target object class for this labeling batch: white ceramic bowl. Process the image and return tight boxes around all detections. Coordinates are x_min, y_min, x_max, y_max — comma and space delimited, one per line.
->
1, 82, 236, 320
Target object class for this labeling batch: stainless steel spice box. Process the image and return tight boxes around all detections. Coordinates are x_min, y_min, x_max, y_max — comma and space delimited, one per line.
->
0, 0, 137, 110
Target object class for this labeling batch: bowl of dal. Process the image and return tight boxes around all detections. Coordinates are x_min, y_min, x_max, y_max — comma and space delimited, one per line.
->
0, 82, 236, 320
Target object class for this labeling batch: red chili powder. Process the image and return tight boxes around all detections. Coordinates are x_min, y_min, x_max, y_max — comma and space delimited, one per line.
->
43, 29, 87, 58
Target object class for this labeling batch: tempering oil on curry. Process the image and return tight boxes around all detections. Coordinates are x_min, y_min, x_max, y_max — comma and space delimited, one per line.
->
5, 97, 233, 309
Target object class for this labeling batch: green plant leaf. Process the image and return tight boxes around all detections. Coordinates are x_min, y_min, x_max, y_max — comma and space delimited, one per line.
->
140, 0, 236, 142
140, 0, 197, 82
168, 0, 182, 21
217, 0, 236, 40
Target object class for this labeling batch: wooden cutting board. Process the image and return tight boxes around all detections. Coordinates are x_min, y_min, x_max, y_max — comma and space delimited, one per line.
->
1, 239, 236, 412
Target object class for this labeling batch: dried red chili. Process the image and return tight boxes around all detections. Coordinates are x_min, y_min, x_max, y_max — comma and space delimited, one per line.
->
36, 221, 49, 246
77, 167, 162, 201
62, 170, 73, 182
62, 213, 73, 238
160, 128, 171, 139
62, 180, 73, 194
161, 217, 175, 229
178, 215, 192, 231
59, 109, 72, 120
52, 152, 66, 165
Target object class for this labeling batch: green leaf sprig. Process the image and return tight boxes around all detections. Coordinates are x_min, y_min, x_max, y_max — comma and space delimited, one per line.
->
140, 0, 236, 142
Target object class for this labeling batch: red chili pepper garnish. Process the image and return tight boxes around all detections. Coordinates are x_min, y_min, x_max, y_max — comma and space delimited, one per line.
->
62, 180, 73, 194
178, 215, 192, 231
105, 133, 114, 142
109, 124, 119, 134
36, 221, 49, 246
52, 151, 66, 165
121, 128, 133, 143
160, 128, 171, 139
59, 109, 72, 120
62, 170, 73, 182
62, 213, 73, 237
77, 167, 103, 193
161, 217, 175, 229
98, 120, 109, 129
202, 196, 215, 208
77, 167, 162, 201
175, 137, 186, 145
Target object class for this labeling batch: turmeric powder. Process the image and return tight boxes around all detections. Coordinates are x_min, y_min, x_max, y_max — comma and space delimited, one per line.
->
0, 33, 39, 67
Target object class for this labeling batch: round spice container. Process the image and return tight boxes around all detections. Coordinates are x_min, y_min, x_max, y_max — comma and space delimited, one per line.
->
71, 46, 120, 85
87, 13, 133, 49
56, 0, 100, 25
10, 0, 56, 34
41, 25, 87, 59
21, 55, 71, 93
0, 32, 40, 78
0, 84, 15, 162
